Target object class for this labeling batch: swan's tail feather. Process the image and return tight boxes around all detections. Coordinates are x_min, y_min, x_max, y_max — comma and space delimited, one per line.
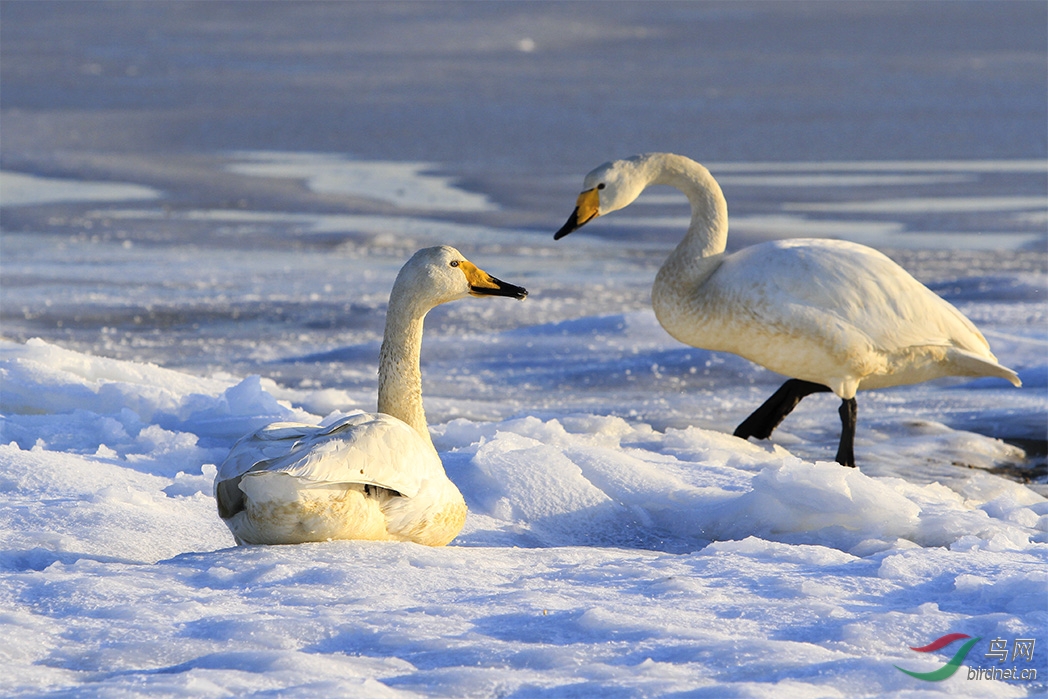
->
947, 348, 1022, 387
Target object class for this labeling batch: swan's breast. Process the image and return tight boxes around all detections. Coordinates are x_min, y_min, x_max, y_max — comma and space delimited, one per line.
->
393, 493, 467, 547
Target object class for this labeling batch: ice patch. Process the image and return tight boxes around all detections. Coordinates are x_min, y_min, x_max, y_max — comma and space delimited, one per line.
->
227, 151, 498, 212
0, 171, 161, 207
91, 207, 520, 246
719, 174, 975, 187
707, 160, 1047, 173
785, 196, 1047, 215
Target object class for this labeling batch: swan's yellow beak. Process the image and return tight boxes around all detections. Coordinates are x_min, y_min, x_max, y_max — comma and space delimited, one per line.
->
460, 261, 528, 300
554, 188, 600, 240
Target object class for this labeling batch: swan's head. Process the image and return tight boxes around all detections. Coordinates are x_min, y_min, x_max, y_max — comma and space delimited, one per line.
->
553, 155, 650, 240
394, 246, 528, 307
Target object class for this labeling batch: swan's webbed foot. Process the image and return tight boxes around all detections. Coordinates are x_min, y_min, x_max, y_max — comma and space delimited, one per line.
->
734, 379, 833, 440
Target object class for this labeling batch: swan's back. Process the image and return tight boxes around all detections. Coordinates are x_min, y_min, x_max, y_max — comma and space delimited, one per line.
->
215, 413, 465, 546
725, 239, 987, 350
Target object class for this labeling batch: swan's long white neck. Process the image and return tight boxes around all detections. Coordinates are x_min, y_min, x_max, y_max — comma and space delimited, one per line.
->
646, 154, 729, 300
377, 289, 433, 448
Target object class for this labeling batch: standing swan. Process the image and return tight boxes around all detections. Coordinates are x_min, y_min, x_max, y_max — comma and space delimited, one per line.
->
553, 153, 1020, 467
214, 246, 527, 545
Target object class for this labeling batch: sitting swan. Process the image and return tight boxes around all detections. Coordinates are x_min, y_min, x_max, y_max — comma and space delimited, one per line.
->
214, 246, 527, 545
553, 153, 1020, 467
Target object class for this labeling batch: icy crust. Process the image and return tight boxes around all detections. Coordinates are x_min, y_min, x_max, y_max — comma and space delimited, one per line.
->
0, 338, 1045, 696
3, 338, 1044, 560
435, 415, 1045, 555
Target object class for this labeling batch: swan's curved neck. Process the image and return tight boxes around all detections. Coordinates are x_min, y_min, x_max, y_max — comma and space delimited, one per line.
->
377, 290, 433, 448
647, 154, 729, 296
647, 153, 728, 259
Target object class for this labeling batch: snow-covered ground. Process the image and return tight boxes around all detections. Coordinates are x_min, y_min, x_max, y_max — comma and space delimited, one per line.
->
2, 3, 1046, 697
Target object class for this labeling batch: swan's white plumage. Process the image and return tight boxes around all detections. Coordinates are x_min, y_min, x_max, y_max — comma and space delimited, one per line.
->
656, 236, 1017, 398
556, 153, 1019, 465
214, 246, 526, 546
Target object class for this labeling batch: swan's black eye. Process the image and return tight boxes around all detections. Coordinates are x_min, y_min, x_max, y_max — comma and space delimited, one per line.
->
597, 183, 606, 190
450, 260, 460, 267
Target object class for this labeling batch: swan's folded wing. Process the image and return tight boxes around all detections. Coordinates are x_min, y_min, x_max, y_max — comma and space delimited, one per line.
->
266, 415, 434, 498
215, 415, 371, 483
215, 421, 319, 483
728, 240, 993, 356
216, 413, 434, 499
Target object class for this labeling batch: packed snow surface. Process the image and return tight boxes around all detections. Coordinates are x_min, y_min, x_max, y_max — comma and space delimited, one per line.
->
2, 334, 1046, 698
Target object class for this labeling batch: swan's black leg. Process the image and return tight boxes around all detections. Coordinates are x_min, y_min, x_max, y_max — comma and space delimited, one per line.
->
734, 379, 833, 440
835, 398, 857, 467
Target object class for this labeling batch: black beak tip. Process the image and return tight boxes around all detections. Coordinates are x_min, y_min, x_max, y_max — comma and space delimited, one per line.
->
553, 210, 580, 240
506, 283, 528, 300
472, 280, 528, 300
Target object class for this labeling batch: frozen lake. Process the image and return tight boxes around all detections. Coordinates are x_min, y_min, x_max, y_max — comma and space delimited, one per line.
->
1, 2, 1046, 697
